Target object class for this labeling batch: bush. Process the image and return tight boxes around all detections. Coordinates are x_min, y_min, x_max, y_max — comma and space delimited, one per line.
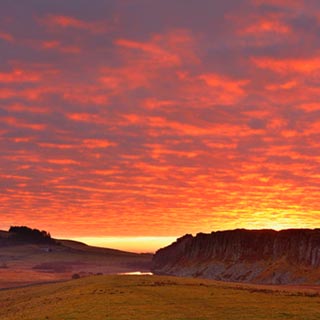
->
8, 226, 56, 245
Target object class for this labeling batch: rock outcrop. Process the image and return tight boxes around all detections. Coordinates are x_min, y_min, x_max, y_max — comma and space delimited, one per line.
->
152, 229, 320, 284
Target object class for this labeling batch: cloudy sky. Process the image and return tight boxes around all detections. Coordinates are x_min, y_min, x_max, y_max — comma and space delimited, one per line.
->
1, 0, 320, 251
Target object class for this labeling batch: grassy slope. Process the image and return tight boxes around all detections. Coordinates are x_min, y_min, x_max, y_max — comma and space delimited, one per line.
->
1, 275, 320, 320
58, 239, 140, 256
0, 233, 152, 289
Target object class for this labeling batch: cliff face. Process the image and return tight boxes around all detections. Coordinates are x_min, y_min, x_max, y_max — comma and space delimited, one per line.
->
152, 229, 320, 284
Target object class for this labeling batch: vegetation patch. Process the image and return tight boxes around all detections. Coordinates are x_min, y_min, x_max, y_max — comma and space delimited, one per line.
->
1, 275, 320, 320
8, 226, 56, 245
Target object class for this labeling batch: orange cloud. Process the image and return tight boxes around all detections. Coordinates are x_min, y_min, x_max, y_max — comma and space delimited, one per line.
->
82, 139, 116, 149
3, 0, 320, 246
92, 169, 120, 176
241, 19, 290, 34
100, 67, 150, 91
167, 72, 250, 107
63, 89, 108, 105
266, 80, 298, 91
297, 103, 320, 112
66, 113, 105, 123
12, 137, 32, 143
116, 38, 181, 67
115, 30, 196, 69
122, 114, 260, 139
145, 143, 199, 159
47, 159, 79, 165
0, 174, 31, 180
38, 143, 74, 150
199, 73, 249, 103
143, 98, 176, 110
252, 57, 320, 74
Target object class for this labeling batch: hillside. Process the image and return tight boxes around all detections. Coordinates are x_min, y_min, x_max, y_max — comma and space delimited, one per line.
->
0, 229, 152, 289
152, 229, 320, 284
1, 275, 320, 320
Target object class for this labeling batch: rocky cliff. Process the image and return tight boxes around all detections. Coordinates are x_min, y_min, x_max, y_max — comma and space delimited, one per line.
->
152, 229, 320, 284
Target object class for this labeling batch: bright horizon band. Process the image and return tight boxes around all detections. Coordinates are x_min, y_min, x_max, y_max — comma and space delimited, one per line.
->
69, 236, 178, 253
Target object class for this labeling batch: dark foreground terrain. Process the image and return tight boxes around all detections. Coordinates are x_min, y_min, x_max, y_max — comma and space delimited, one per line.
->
0, 229, 152, 289
1, 275, 320, 320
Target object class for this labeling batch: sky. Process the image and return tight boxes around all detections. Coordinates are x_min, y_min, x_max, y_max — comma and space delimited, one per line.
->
1, 0, 320, 252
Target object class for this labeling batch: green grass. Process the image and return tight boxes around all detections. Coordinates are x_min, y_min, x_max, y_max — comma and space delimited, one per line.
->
0, 275, 320, 320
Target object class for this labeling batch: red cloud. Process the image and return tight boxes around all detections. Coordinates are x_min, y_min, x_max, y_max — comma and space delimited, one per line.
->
0, 31, 14, 42
42, 15, 107, 33
252, 57, 320, 74
41, 40, 81, 54
115, 30, 197, 68
47, 159, 79, 165
241, 19, 290, 35
0, 69, 41, 83
199, 74, 249, 104
2, 1, 320, 241
2, 117, 46, 131
115, 38, 181, 67
82, 139, 116, 149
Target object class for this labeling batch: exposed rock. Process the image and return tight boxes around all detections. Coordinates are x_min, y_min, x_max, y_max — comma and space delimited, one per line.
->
152, 229, 320, 284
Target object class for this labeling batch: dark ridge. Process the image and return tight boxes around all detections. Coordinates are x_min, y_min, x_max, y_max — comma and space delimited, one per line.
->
152, 229, 320, 285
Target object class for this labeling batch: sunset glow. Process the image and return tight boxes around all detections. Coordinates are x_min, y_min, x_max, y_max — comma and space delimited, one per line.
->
1, 0, 320, 252
71, 237, 177, 253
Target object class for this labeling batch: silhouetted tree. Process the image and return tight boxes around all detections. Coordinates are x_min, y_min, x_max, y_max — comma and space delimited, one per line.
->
8, 226, 56, 244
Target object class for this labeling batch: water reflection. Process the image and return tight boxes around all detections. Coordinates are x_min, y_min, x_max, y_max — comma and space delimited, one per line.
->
118, 271, 153, 275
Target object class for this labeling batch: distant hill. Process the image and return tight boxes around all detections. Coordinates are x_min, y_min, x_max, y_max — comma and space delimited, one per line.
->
0, 226, 138, 256
0, 226, 152, 289
57, 239, 143, 257
152, 229, 320, 285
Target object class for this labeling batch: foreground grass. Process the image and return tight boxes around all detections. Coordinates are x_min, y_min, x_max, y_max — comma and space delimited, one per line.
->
0, 275, 320, 320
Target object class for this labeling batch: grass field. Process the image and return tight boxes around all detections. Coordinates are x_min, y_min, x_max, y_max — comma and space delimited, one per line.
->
1, 275, 320, 320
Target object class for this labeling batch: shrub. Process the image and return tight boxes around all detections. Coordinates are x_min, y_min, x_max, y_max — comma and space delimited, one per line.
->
8, 226, 56, 245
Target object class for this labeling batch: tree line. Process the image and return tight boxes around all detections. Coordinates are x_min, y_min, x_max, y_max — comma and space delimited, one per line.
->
9, 226, 56, 244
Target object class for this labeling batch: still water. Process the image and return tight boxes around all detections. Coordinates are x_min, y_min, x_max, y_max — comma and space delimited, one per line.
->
118, 271, 154, 275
